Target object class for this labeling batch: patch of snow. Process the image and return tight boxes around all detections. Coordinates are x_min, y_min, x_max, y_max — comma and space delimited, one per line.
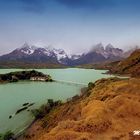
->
69, 54, 81, 60
16, 43, 69, 62
52, 48, 68, 61
17, 43, 37, 55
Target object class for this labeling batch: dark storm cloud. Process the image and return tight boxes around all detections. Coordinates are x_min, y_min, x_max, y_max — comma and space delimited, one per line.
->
20, 0, 46, 13
55, 0, 140, 10
3, 0, 140, 14
55, 0, 115, 9
0, 0, 46, 13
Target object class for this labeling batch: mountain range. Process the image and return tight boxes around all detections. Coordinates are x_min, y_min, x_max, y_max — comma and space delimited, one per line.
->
0, 43, 139, 68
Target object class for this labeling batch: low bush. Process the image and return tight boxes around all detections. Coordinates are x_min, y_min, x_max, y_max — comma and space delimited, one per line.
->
0, 131, 15, 140
88, 82, 95, 90
31, 99, 62, 119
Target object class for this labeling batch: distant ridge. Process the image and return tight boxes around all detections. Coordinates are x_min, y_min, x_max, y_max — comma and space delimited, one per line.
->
0, 43, 139, 68
108, 49, 140, 77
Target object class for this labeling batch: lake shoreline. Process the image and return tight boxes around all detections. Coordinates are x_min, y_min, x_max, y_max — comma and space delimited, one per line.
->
0, 68, 116, 136
17, 77, 140, 140
16, 76, 127, 140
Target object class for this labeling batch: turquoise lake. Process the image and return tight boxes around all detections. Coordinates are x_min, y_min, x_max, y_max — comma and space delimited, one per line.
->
0, 68, 113, 134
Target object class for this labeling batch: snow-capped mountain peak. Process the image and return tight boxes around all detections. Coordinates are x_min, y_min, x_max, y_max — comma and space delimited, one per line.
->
88, 43, 123, 58
105, 44, 114, 49
0, 42, 128, 66
105, 44, 123, 57
91, 43, 104, 52
18, 43, 36, 50
52, 48, 68, 63
14, 43, 69, 63
68, 54, 82, 60
16, 43, 37, 55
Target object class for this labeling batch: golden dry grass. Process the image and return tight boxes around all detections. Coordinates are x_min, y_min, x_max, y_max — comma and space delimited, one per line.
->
19, 77, 140, 140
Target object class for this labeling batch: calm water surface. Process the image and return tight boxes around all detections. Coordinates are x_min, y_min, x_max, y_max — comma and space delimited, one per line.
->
0, 68, 113, 134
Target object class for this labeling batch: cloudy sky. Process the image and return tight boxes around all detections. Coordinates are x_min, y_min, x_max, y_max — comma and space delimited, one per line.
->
0, 0, 140, 54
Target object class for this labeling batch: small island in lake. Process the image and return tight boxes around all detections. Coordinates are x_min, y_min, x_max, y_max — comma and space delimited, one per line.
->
0, 70, 53, 83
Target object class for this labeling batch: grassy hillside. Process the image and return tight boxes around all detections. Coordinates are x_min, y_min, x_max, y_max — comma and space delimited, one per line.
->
14, 50, 140, 140
108, 49, 140, 77
77, 49, 140, 77
19, 77, 140, 140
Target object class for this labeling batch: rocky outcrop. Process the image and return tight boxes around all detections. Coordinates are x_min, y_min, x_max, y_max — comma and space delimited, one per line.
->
0, 70, 52, 83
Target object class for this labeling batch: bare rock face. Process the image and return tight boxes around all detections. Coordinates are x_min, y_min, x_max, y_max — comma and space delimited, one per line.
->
105, 44, 123, 57
90, 43, 123, 59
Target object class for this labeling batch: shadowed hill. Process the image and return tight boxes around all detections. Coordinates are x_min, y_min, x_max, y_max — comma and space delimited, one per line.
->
108, 49, 140, 77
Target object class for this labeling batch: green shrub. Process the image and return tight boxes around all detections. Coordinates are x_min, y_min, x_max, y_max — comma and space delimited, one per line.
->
88, 82, 95, 90
1, 131, 15, 140
31, 108, 44, 119
31, 99, 62, 119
